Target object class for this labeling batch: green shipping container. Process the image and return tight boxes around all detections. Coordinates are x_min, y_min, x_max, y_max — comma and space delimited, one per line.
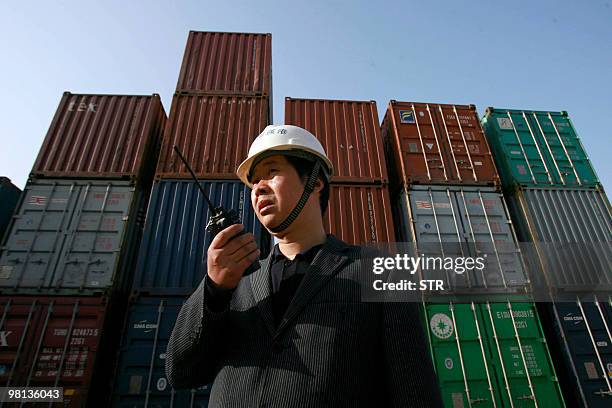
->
425, 302, 565, 408
481, 108, 599, 190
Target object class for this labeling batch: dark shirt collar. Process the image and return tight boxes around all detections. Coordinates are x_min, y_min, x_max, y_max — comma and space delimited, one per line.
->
271, 242, 324, 263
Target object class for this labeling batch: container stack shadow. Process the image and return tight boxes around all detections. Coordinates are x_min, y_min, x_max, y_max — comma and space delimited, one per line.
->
382, 100, 566, 407
110, 31, 273, 407
0, 93, 167, 406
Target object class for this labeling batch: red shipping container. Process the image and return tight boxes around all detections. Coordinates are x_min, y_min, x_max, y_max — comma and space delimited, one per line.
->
285, 98, 388, 184
0, 296, 125, 407
176, 31, 272, 96
382, 101, 499, 189
156, 94, 270, 179
32, 93, 167, 181
325, 184, 396, 245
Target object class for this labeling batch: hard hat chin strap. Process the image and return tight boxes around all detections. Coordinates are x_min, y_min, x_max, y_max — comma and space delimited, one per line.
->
268, 161, 322, 233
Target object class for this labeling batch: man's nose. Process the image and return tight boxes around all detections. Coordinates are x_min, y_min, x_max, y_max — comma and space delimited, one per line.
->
252, 180, 270, 197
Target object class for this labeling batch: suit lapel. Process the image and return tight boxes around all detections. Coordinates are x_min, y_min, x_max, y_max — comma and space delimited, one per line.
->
273, 235, 350, 339
250, 252, 276, 337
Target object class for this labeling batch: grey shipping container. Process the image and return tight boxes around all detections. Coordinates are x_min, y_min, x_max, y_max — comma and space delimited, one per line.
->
111, 296, 210, 407
394, 185, 528, 294
537, 300, 612, 408
506, 187, 612, 292
0, 177, 21, 243
131, 179, 270, 296
0, 178, 147, 295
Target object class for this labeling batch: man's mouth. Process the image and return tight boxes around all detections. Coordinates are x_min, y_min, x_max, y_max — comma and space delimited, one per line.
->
257, 198, 274, 213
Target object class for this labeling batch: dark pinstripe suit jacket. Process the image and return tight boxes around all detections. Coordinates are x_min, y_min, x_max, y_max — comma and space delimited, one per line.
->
165, 235, 443, 407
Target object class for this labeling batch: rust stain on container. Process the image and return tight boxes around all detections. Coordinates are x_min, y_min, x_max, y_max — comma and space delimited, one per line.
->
32, 93, 167, 180
325, 184, 396, 245
382, 100, 499, 190
176, 31, 272, 96
156, 94, 270, 179
285, 98, 388, 184
0, 295, 124, 407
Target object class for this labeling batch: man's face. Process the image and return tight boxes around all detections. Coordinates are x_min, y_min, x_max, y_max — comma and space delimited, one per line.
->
250, 155, 306, 229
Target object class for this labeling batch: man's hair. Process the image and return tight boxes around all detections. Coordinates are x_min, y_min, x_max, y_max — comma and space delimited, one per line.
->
285, 155, 330, 215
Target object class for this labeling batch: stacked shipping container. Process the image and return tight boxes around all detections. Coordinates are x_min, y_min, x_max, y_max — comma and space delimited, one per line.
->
0, 92, 167, 406
383, 100, 565, 407
285, 97, 395, 245
482, 107, 612, 407
113, 31, 273, 406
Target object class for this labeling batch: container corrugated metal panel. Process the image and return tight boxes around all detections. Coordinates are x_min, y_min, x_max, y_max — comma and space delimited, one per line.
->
132, 180, 270, 295
0, 179, 146, 295
506, 187, 612, 291
382, 101, 499, 190
176, 31, 272, 96
538, 301, 612, 408
112, 296, 210, 407
325, 184, 395, 245
156, 94, 270, 179
0, 177, 21, 243
425, 302, 565, 408
285, 98, 388, 183
481, 108, 599, 189
32, 93, 166, 180
0, 295, 125, 407
394, 185, 528, 292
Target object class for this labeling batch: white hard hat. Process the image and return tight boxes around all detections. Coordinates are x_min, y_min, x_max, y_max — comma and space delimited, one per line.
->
236, 125, 333, 187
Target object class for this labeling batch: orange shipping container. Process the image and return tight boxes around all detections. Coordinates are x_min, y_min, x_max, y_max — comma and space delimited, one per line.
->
32, 93, 166, 181
382, 100, 499, 189
285, 98, 388, 184
176, 31, 272, 96
156, 94, 270, 179
325, 184, 395, 245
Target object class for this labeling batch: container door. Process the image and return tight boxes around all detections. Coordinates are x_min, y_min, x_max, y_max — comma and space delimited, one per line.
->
408, 187, 470, 290
426, 303, 501, 408
392, 104, 450, 184
480, 302, 565, 408
455, 188, 527, 291
432, 105, 496, 184
553, 301, 612, 408
492, 111, 553, 186
55, 182, 134, 292
0, 182, 79, 290
112, 298, 210, 407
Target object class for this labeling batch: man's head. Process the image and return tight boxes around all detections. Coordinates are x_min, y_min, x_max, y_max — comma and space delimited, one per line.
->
236, 125, 333, 234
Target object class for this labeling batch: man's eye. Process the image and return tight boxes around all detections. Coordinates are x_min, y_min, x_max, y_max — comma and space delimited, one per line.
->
269, 168, 278, 173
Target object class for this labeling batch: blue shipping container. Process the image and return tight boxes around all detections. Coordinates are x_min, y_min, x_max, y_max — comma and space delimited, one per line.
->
0, 177, 21, 243
132, 179, 270, 295
111, 296, 210, 407
539, 301, 612, 408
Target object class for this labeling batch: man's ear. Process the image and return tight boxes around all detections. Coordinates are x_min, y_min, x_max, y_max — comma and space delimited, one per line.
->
313, 177, 324, 194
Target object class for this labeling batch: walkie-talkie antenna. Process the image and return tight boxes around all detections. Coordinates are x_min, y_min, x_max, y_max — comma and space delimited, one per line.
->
173, 145, 219, 215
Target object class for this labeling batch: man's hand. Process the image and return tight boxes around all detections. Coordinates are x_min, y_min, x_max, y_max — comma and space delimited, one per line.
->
207, 224, 260, 289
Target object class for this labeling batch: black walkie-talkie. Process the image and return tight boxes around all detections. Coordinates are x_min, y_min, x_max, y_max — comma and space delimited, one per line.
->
173, 146, 260, 276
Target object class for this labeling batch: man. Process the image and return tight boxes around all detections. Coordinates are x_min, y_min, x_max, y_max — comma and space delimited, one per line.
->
165, 125, 442, 407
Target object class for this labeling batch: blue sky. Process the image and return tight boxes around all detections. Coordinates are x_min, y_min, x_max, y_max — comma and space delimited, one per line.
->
1, 1, 610, 190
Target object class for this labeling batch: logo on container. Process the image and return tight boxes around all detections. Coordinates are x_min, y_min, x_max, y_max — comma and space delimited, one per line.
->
430, 313, 454, 339
399, 110, 415, 124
